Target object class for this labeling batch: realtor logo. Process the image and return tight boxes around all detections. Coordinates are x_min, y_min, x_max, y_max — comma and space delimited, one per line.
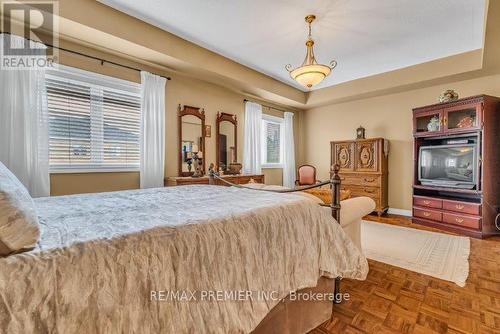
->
1, 0, 58, 69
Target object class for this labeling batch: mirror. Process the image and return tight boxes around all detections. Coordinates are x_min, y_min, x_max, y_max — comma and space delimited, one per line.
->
216, 112, 237, 173
178, 105, 205, 177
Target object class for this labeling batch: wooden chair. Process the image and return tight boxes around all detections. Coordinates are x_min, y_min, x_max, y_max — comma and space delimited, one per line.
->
295, 164, 320, 186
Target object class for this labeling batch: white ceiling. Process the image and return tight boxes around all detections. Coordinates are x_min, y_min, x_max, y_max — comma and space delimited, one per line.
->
98, 0, 486, 91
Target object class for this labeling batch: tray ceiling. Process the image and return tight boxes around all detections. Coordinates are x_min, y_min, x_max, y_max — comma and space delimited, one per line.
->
98, 0, 485, 91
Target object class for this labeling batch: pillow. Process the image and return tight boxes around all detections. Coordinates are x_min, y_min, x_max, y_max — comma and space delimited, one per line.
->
303, 188, 351, 205
0, 162, 40, 256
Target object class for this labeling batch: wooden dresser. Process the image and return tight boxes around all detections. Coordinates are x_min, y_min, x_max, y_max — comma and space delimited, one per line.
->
331, 138, 389, 216
165, 174, 265, 187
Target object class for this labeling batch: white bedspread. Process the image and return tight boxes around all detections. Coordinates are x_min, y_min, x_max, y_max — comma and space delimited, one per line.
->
0, 185, 368, 333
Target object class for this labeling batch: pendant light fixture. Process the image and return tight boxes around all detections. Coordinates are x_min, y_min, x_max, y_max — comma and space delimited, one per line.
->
285, 15, 337, 88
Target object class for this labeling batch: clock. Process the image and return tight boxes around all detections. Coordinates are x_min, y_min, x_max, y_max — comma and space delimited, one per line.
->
356, 126, 366, 139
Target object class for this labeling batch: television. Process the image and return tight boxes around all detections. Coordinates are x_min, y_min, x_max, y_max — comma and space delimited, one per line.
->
418, 144, 477, 189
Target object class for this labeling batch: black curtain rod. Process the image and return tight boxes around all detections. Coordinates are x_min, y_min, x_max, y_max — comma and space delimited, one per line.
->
55, 45, 172, 81
243, 99, 287, 113
1, 32, 171, 80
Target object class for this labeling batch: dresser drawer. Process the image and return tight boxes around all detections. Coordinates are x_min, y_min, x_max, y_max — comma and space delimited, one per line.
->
442, 200, 481, 215
442, 212, 480, 230
175, 178, 208, 186
339, 174, 381, 187
414, 207, 442, 222
413, 196, 442, 209
342, 185, 380, 197
222, 176, 263, 185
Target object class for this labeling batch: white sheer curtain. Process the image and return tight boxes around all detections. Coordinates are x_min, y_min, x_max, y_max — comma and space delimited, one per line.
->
0, 34, 49, 197
283, 112, 296, 188
140, 71, 166, 188
243, 101, 262, 175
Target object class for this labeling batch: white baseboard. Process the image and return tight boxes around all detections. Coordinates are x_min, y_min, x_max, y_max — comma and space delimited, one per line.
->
387, 208, 412, 217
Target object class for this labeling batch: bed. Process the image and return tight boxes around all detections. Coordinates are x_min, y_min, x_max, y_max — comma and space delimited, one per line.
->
0, 167, 369, 333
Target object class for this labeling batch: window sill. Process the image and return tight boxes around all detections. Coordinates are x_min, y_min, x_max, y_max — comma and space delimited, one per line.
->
50, 168, 140, 174
261, 164, 283, 169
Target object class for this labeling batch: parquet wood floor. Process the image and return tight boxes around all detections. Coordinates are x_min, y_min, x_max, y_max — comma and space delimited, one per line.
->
311, 214, 500, 334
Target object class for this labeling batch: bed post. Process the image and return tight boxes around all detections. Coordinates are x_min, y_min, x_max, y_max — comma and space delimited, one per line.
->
208, 164, 215, 185
330, 164, 341, 224
331, 164, 343, 304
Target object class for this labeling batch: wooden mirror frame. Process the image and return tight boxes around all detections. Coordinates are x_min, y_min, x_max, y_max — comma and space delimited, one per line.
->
216, 112, 238, 171
178, 104, 206, 177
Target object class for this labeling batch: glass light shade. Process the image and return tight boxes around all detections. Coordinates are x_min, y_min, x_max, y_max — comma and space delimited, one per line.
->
285, 15, 337, 89
290, 64, 332, 88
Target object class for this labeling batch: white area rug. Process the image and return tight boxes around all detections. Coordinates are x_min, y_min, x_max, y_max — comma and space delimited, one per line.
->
361, 220, 470, 286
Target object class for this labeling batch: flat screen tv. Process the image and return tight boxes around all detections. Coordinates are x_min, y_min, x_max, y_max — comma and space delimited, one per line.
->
418, 144, 477, 189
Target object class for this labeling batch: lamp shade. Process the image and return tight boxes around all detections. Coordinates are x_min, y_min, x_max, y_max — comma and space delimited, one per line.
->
290, 64, 332, 88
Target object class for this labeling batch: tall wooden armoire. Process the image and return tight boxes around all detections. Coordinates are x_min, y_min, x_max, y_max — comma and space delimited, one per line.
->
331, 138, 389, 216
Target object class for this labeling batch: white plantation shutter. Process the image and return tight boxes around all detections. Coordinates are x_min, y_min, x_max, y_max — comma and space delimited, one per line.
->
46, 65, 140, 171
102, 89, 141, 167
47, 78, 92, 167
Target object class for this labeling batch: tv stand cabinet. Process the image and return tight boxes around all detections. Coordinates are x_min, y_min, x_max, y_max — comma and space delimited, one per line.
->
412, 95, 500, 238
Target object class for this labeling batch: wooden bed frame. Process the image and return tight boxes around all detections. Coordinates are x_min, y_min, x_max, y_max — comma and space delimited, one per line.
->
209, 164, 344, 333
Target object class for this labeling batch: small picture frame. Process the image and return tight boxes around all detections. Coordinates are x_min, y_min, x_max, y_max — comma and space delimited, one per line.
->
204, 125, 211, 137
356, 126, 365, 139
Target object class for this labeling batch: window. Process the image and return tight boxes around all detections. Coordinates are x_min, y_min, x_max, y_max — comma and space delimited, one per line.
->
46, 65, 141, 172
261, 114, 284, 167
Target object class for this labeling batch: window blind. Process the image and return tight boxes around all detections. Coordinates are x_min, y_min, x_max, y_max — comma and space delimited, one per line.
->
265, 121, 281, 163
46, 66, 141, 171
261, 115, 284, 166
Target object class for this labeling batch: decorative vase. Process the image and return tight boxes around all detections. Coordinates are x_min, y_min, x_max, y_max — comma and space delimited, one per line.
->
427, 116, 440, 132
226, 163, 241, 175
439, 90, 459, 103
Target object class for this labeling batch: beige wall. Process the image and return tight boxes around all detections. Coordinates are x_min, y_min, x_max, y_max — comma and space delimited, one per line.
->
50, 41, 301, 196
302, 73, 500, 211
50, 172, 139, 196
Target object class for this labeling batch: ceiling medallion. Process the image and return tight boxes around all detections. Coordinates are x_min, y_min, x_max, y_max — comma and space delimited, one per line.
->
285, 15, 337, 89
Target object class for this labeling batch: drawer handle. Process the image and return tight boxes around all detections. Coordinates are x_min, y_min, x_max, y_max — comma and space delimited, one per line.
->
455, 204, 464, 210
423, 212, 431, 217
364, 178, 376, 182
340, 177, 345, 180
364, 188, 375, 193
455, 218, 464, 223
423, 200, 431, 205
